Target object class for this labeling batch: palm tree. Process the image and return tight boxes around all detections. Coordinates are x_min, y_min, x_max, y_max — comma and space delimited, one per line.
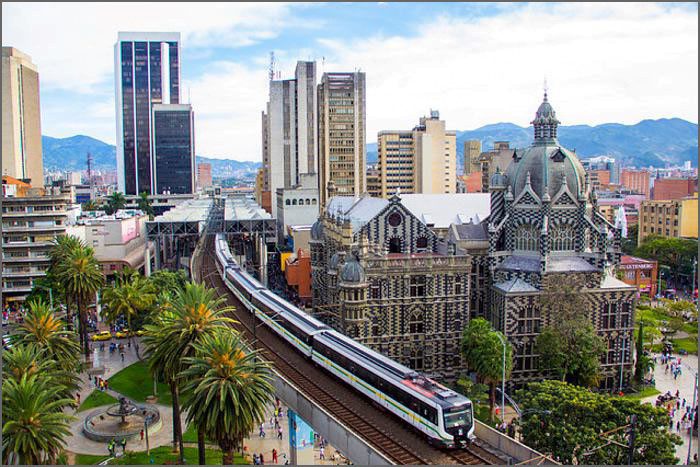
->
105, 192, 127, 215
2, 343, 79, 404
2, 373, 74, 465
55, 245, 105, 356
142, 282, 236, 464
181, 331, 274, 465
48, 235, 84, 327
82, 199, 99, 211
137, 191, 155, 220
15, 299, 81, 373
461, 318, 513, 419
102, 269, 155, 353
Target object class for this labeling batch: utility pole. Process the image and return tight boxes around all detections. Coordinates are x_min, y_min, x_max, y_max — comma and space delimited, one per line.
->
627, 414, 637, 466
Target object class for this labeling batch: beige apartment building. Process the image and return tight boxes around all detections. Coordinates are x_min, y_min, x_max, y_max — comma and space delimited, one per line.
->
638, 195, 698, 245
376, 111, 456, 198
2, 47, 43, 187
318, 72, 366, 207
463, 140, 482, 175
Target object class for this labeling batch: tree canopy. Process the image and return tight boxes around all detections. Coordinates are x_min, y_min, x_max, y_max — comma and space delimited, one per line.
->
516, 380, 682, 465
635, 235, 697, 287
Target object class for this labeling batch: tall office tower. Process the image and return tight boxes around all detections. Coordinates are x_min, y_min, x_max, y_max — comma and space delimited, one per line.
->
196, 162, 212, 190
151, 104, 194, 194
463, 140, 481, 175
318, 71, 366, 207
375, 111, 456, 198
115, 32, 181, 195
2, 47, 43, 187
263, 61, 319, 215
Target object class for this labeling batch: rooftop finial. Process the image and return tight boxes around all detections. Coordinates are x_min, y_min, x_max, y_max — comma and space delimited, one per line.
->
543, 77, 548, 101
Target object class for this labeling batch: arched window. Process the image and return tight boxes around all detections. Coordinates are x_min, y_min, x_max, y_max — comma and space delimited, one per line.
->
514, 224, 539, 251
388, 237, 402, 253
305, 198, 311, 205
285, 199, 291, 206
409, 348, 424, 370
408, 312, 424, 334
312, 199, 317, 205
292, 199, 297, 205
551, 224, 575, 251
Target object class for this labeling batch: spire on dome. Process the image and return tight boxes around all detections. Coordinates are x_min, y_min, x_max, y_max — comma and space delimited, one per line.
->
531, 87, 561, 144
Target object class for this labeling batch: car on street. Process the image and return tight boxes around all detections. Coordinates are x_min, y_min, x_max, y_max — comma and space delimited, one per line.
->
91, 331, 113, 341
115, 329, 130, 339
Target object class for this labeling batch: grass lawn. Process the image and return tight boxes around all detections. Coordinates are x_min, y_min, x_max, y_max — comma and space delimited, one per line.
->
682, 322, 698, 334
73, 453, 109, 465
619, 386, 661, 400
107, 446, 246, 465
77, 390, 119, 412
182, 423, 214, 444
636, 307, 671, 325
107, 361, 172, 406
671, 336, 698, 354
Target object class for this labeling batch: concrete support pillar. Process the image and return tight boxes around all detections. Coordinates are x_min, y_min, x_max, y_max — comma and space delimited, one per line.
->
155, 238, 162, 270
144, 242, 152, 277
259, 234, 268, 287
288, 410, 315, 466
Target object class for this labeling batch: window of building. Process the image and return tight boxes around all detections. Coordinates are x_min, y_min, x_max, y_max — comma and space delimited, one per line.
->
517, 306, 541, 334
606, 339, 617, 364
601, 302, 618, 329
416, 236, 428, 252
455, 275, 463, 295
514, 224, 539, 251
312, 199, 317, 205
408, 312, 424, 334
370, 284, 380, 299
292, 199, 297, 205
625, 271, 635, 280
409, 276, 426, 297
551, 224, 575, 251
409, 348, 424, 370
389, 237, 402, 253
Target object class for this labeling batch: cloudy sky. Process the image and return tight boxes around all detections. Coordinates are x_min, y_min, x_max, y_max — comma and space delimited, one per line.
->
2, 2, 697, 161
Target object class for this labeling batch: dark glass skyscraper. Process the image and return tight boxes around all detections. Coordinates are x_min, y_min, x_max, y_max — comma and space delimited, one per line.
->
152, 104, 194, 194
115, 32, 180, 195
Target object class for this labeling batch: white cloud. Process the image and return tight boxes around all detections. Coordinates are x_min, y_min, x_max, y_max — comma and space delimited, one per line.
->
2, 2, 296, 93
318, 2, 697, 146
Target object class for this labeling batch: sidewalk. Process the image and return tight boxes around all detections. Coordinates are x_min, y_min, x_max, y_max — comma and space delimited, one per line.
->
641, 352, 698, 463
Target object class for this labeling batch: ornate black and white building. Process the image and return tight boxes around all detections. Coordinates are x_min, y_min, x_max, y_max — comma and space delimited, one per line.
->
311, 92, 636, 390
485, 92, 636, 390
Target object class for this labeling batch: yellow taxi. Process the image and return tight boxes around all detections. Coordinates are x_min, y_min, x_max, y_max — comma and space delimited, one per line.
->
91, 331, 113, 341
115, 329, 130, 339
135, 329, 145, 336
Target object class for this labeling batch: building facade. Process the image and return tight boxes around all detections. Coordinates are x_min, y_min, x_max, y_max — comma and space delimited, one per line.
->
263, 61, 319, 215
479, 93, 636, 390
115, 32, 181, 195
318, 72, 366, 207
478, 142, 515, 192
376, 111, 456, 198
463, 140, 482, 176
620, 169, 650, 198
652, 178, 698, 201
638, 195, 698, 244
151, 104, 194, 194
310, 195, 472, 380
276, 173, 320, 243
2, 47, 43, 187
2, 178, 71, 304
618, 255, 658, 297
197, 163, 212, 190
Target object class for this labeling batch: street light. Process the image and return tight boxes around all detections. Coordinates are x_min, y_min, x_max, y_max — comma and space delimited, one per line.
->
685, 367, 698, 465
494, 332, 507, 423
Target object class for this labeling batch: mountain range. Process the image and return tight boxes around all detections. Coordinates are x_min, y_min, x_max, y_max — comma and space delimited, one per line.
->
43, 118, 697, 177
367, 118, 698, 169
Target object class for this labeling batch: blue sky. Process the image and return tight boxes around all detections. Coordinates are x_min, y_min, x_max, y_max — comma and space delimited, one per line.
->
2, 2, 698, 161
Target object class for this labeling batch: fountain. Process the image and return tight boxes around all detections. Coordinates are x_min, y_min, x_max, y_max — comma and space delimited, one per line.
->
83, 396, 162, 442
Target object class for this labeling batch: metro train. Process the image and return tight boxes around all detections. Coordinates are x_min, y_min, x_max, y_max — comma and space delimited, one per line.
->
214, 234, 474, 447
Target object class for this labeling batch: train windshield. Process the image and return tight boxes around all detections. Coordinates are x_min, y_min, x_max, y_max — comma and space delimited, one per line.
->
443, 403, 473, 429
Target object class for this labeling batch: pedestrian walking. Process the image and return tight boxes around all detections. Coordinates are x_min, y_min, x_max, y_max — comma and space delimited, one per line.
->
682, 398, 686, 408
260, 453, 265, 465
108, 440, 115, 456
140, 429, 144, 441
120, 351, 125, 362
253, 453, 259, 465
121, 438, 127, 453
319, 446, 325, 460
676, 420, 680, 432
278, 426, 283, 440
259, 424, 265, 438
677, 400, 681, 410
104, 379, 109, 391
272, 449, 278, 464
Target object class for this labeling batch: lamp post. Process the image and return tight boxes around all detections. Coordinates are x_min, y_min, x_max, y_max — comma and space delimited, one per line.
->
686, 368, 698, 465
494, 333, 507, 423
35, 284, 54, 309
144, 414, 153, 458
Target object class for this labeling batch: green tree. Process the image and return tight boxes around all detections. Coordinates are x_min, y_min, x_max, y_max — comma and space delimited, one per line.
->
181, 331, 274, 465
104, 191, 127, 215
148, 269, 188, 295
633, 321, 653, 385
621, 224, 638, 255
2, 373, 74, 465
536, 274, 606, 387
142, 282, 236, 464
14, 299, 81, 373
137, 191, 155, 219
54, 244, 105, 356
664, 299, 697, 319
635, 236, 698, 287
47, 235, 84, 326
82, 199, 99, 211
516, 380, 681, 465
461, 318, 513, 419
101, 269, 155, 353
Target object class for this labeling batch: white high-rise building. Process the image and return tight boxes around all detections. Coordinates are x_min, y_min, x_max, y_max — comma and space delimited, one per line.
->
114, 32, 181, 195
262, 61, 319, 215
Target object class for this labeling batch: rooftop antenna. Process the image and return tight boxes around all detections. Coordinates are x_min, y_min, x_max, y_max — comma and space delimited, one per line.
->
543, 76, 548, 99
269, 51, 275, 81
322, 56, 325, 74
86, 152, 95, 201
